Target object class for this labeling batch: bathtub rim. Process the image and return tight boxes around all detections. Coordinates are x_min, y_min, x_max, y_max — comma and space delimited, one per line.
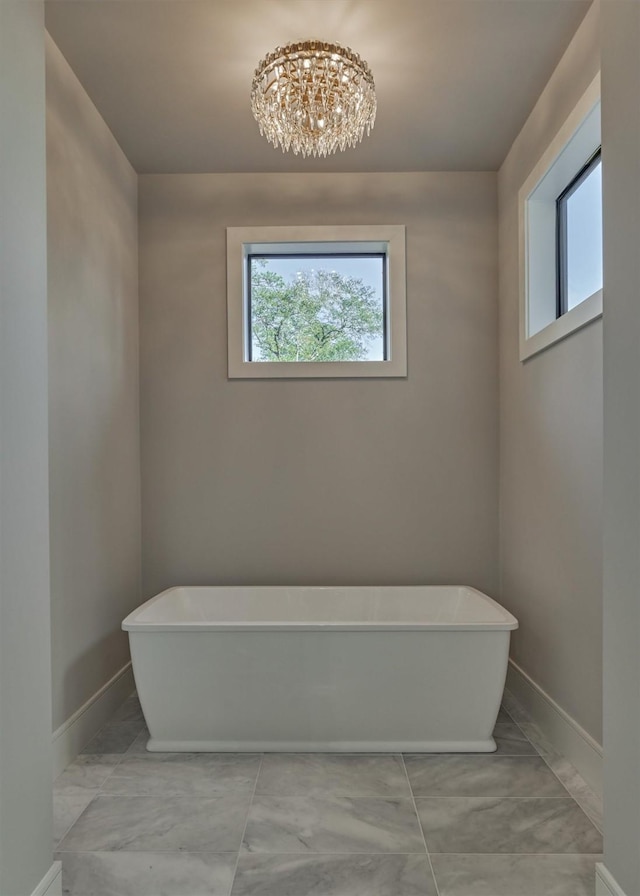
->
122, 584, 518, 632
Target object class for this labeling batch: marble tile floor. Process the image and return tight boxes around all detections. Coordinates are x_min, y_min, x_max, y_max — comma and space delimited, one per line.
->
54, 693, 603, 895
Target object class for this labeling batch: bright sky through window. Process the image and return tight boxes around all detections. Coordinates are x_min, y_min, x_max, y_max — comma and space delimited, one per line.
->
248, 255, 386, 362
565, 159, 603, 310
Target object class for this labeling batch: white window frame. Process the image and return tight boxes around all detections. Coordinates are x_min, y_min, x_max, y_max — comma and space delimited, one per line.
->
519, 74, 602, 361
226, 225, 407, 378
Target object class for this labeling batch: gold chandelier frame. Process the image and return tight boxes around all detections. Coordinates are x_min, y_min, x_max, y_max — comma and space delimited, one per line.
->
250, 39, 377, 158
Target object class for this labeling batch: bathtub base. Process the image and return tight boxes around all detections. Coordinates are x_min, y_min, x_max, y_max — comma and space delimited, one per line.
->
145, 737, 497, 753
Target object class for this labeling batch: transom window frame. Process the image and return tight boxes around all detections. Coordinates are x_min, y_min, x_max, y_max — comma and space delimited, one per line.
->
226, 225, 407, 379
518, 74, 602, 362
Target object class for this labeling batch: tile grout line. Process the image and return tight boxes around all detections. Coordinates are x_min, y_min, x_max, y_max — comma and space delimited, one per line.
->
51, 848, 603, 856
54, 750, 133, 850
55, 699, 600, 887
414, 851, 605, 857
400, 753, 441, 896
502, 703, 603, 834
492, 719, 540, 756
52, 795, 99, 852
98, 746, 134, 783
503, 702, 603, 834
227, 753, 264, 896
411, 796, 589, 801
49, 849, 452, 855
82, 721, 144, 754
403, 713, 601, 868
500, 706, 540, 751
498, 707, 601, 818
53, 708, 147, 853
518, 717, 603, 833
531, 750, 603, 835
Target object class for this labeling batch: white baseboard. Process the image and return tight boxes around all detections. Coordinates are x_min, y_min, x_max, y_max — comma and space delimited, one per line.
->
505, 658, 603, 797
31, 862, 62, 896
51, 661, 134, 779
596, 863, 628, 896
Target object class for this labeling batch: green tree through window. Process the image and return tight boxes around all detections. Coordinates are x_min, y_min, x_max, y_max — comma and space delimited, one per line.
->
250, 259, 384, 362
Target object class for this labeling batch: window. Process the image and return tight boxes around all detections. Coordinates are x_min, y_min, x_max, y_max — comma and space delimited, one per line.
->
227, 226, 406, 378
556, 148, 603, 316
519, 75, 602, 361
247, 253, 387, 363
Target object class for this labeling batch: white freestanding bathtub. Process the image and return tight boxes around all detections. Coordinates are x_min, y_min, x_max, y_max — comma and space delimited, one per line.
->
123, 585, 518, 753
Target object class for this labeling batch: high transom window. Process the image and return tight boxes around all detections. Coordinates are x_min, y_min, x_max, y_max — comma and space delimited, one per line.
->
556, 148, 603, 317
519, 76, 602, 361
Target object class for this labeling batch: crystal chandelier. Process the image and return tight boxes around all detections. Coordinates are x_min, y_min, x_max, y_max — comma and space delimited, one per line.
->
250, 40, 377, 158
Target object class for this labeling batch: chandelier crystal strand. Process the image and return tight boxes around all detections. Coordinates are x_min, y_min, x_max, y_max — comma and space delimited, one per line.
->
251, 40, 376, 157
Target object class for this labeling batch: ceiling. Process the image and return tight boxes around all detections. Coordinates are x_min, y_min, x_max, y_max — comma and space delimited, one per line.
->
45, 0, 592, 174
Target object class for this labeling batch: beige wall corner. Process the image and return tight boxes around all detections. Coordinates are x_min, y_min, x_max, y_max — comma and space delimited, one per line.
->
0, 3, 54, 893
46, 34, 141, 734
601, 1, 640, 892
498, 0, 602, 745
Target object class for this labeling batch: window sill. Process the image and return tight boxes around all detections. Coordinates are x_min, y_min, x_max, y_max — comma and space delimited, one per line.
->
520, 288, 602, 361
227, 359, 407, 380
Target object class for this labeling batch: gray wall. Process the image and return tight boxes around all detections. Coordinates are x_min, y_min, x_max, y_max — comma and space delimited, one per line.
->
498, 3, 602, 742
139, 173, 498, 598
46, 37, 141, 731
0, 3, 54, 892
601, 2, 640, 891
